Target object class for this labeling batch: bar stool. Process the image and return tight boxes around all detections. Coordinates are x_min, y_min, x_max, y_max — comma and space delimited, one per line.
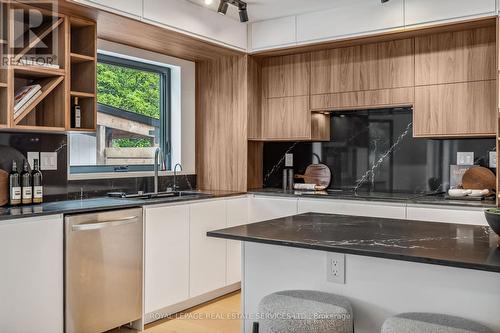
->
255, 290, 353, 333
381, 312, 494, 333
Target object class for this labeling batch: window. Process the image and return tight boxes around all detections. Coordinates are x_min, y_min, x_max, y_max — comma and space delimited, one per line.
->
70, 54, 171, 173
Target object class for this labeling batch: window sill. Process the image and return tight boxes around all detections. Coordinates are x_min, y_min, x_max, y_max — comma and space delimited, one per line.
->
68, 170, 196, 181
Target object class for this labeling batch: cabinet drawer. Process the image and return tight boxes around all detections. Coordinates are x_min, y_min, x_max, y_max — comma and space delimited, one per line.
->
407, 205, 488, 226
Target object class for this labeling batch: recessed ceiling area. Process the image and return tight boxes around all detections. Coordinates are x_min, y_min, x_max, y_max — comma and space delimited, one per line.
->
186, 0, 356, 22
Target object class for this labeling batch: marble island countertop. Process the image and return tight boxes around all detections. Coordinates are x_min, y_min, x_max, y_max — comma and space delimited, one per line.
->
208, 212, 500, 273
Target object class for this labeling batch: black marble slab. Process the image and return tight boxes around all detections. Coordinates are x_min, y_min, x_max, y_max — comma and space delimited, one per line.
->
250, 188, 496, 208
0, 191, 244, 221
208, 213, 500, 273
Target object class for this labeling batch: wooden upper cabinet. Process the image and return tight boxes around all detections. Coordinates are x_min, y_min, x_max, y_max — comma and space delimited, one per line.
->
413, 80, 495, 137
262, 53, 310, 98
310, 38, 414, 95
415, 27, 496, 86
262, 96, 311, 140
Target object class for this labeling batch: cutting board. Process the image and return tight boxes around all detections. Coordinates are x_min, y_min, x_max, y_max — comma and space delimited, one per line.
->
296, 163, 331, 187
0, 169, 8, 206
461, 166, 496, 192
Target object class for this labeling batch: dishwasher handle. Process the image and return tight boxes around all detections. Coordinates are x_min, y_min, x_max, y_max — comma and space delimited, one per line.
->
71, 216, 139, 231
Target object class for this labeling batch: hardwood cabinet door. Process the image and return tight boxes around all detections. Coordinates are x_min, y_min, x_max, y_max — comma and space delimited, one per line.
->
415, 27, 495, 86
414, 80, 495, 137
405, 0, 495, 26
311, 39, 414, 95
0, 215, 63, 333
262, 53, 310, 98
262, 96, 311, 140
144, 204, 190, 314
189, 200, 227, 298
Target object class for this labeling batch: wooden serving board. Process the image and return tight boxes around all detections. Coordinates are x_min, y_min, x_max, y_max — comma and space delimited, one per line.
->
296, 163, 331, 187
461, 166, 496, 192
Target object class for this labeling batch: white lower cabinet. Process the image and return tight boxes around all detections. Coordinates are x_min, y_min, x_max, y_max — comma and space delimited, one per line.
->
249, 196, 298, 222
298, 198, 406, 219
189, 200, 228, 298
406, 204, 488, 226
0, 215, 63, 333
144, 204, 190, 314
226, 197, 249, 285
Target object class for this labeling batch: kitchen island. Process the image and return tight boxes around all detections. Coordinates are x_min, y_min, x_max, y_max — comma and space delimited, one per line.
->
208, 213, 500, 333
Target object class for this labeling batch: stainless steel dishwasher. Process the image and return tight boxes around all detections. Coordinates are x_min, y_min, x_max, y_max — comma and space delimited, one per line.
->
65, 208, 143, 333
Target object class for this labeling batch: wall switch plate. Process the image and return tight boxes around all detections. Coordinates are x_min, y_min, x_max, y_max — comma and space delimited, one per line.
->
285, 153, 293, 167
326, 252, 346, 284
40, 152, 57, 170
457, 152, 474, 166
489, 151, 496, 169
27, 152, 40, 169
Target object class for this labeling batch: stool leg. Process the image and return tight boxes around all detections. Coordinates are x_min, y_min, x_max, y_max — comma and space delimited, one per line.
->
252, 322, 259, 333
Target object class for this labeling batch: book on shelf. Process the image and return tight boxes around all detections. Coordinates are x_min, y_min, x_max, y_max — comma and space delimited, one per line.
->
14, 84, 42, 112
18, 59, 60, 69
14, 90, 42, 119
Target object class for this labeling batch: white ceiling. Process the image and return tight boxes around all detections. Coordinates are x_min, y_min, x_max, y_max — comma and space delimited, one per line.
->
186, 0, 355, 22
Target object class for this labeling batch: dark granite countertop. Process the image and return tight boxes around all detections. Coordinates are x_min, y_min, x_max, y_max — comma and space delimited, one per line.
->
250, 188, 496, 208
208, 212, 500, 273
0, 190, 244, 222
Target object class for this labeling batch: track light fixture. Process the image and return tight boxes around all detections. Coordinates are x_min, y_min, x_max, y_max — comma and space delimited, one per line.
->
218, 0, 228, 15
217, 0, 249, 22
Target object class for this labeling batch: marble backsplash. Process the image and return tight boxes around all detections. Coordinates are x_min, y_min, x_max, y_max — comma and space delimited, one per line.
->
263, 108, 496, 194
0, 132, 196, 202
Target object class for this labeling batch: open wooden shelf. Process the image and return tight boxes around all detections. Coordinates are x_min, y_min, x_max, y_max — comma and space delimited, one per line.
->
13, 18, 64, 62
14, 77, 65, 125
70, 53, 95, 64
0, 2, 96, 133
70, 90, 95, 98
13, 66, 65, 78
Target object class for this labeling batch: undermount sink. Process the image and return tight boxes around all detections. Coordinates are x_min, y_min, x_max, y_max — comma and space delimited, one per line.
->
108, 191, 211, 200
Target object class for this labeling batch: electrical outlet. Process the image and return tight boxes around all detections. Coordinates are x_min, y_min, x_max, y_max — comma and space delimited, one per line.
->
457, 152, 474, 166
27, 152, 40, 169
40, 152, 57, 170
326, 252, 345, 284
285, 153, 293, 167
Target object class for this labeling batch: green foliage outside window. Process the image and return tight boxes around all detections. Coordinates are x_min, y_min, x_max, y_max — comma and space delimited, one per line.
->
97, 63, 161, 119
112, 138, 153, 148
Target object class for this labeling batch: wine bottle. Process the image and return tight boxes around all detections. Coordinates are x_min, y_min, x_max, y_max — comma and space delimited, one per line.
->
9, 161, 21, 206
21, 160, 32, 205
71, 97, 81, 128
32, 159, 43, 204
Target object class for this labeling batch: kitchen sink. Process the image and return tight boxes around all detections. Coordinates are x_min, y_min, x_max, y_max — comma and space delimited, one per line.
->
108, 190, 212, 200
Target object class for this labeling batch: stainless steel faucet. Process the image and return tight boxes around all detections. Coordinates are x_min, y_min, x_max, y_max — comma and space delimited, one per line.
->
173, 163, 183, 192
154, 147, 165, 194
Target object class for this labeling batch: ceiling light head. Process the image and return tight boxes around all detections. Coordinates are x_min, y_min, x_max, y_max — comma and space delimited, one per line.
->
218, 0, 228, 15
238, 7, 248, 22
204, 0, 213, 5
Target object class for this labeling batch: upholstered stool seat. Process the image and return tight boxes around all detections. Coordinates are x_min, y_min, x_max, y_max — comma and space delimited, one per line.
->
381, 312, 494, 333
257, 290, 353, 333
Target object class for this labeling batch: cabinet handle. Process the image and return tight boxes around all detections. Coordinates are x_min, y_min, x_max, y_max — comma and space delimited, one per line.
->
72, 216, 138, 231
